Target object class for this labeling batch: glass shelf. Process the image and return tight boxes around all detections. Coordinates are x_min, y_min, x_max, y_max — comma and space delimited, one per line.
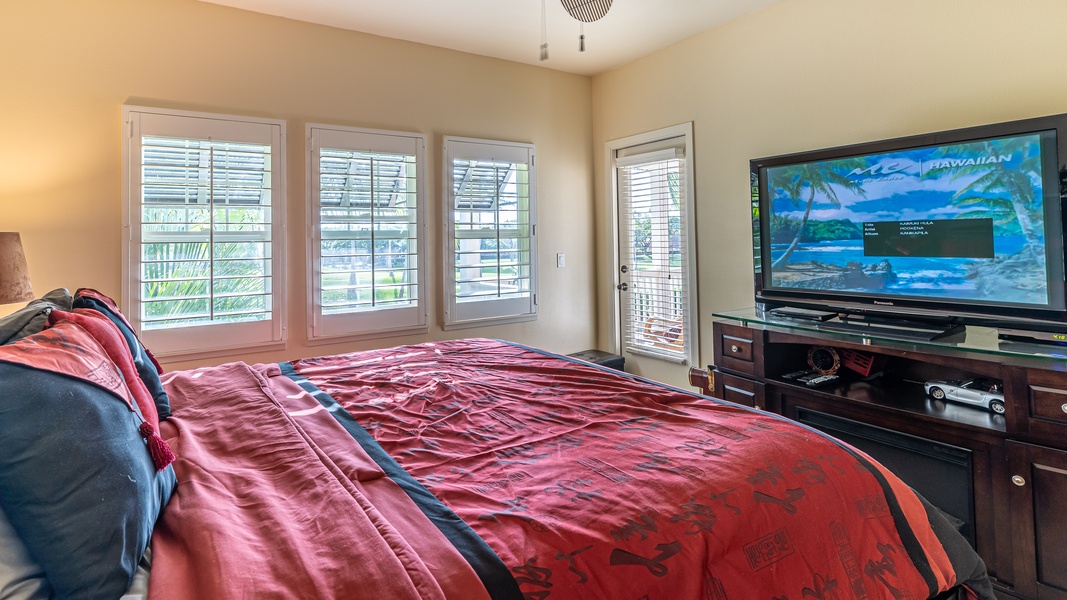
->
713, 307, 1067, 367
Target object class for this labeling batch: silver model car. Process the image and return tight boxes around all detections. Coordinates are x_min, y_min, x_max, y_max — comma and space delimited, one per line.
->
924, 377, 1005, 414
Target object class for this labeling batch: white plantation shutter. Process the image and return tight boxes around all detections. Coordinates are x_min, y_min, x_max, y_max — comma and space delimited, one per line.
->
444, 137, 537, 328
308, 125, 427, 340
617, 139, 693, 362
123, 107, 286, 357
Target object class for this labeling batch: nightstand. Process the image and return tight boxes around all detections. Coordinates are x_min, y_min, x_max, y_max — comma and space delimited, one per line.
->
567, 349, 625, 371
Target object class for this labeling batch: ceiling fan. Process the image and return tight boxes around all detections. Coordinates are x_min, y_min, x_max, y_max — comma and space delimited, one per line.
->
542, 0, 613, 60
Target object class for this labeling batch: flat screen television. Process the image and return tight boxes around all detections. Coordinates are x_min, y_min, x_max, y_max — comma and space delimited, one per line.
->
751, 112, 1067, 336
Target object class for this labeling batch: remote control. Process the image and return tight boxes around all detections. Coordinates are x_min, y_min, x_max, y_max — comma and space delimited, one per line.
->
804, 374, 840, 387
781, 369, 815, 380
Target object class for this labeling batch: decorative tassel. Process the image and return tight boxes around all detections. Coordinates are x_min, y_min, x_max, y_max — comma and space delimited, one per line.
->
140, 422, 176, 472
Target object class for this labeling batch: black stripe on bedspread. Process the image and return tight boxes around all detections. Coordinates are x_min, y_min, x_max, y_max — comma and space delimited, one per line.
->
278, 362, 523, 600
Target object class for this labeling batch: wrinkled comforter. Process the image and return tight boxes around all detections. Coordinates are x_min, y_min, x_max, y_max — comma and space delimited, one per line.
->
151, 338, 994, 599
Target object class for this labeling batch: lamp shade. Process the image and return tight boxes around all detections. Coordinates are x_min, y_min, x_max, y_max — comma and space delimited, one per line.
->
0, 233, 33, 305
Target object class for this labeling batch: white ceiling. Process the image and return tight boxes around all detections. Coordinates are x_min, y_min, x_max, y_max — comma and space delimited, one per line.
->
198, 0, 781, 76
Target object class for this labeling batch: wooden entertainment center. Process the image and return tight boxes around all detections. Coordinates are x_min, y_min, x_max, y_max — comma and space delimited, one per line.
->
693, 309, 1067, 600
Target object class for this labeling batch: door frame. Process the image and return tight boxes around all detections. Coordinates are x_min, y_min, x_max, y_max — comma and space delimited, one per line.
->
604, 122, 698, 368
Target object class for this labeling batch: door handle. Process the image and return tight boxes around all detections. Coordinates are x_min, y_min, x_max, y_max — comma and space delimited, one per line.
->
617, 282, 629, 291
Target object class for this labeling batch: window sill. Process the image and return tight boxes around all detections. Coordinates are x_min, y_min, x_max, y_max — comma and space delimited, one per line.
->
153, 340, 287, 364
442, 313, 537, 331
307, 324, 429, 347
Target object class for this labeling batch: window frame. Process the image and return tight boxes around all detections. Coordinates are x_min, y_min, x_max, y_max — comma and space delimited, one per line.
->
442, 136, 538, 329
121, 105, 287, 359
306, 123, 428, 343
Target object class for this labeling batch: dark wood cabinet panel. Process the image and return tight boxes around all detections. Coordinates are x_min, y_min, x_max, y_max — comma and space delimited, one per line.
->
715, 371, 765, 409
1008, 441, 1067, 600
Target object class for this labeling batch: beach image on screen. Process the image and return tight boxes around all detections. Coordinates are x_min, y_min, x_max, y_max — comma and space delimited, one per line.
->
765, 132, 1050, 306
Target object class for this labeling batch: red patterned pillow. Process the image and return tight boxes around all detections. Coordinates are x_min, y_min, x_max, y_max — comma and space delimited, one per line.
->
73, 288, 171, 419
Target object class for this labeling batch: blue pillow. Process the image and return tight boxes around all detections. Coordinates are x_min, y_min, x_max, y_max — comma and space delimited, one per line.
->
0, 288, 72, 345
0, 325, 176, 599
72, 293, 171, 420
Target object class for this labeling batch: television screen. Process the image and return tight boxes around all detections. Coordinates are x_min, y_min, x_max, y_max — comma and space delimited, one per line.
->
753, 115, 1067, 328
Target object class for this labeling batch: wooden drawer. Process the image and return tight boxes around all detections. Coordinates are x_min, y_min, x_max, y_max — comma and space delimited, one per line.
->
1030, 384, 1067, 425
1009, 367, 1067, 451
715, 372, 765, 409
713, 322, 763, 378
721, 331, 754, 362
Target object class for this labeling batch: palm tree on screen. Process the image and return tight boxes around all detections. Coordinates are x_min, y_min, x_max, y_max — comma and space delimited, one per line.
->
939, 137, 1043, 250
769, 160, 866, 268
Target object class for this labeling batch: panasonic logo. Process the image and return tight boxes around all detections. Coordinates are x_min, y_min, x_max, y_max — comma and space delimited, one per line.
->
873, 300, 895, 306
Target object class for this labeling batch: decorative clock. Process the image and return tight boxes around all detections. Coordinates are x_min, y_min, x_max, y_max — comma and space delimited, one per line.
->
807, 345, 841, 375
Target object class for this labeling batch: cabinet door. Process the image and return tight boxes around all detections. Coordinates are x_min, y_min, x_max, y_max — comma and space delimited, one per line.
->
714, 371, 765, 410
1008, 440, 1067, 600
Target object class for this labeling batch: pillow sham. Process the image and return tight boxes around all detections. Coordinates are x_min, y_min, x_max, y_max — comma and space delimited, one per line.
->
0, 321, 176, 600
0, 288, 71, 345
72, 288, 170, 420
48, 309, 172, 466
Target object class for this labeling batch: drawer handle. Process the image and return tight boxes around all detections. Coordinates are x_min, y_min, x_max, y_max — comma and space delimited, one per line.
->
1062, 403, 1067, 414
731, 344, 740, 353
724, 385, 755, 398
1012, 475, 1026, 487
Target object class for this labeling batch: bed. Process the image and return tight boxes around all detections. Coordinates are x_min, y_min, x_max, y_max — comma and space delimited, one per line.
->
0, 289, 995, 600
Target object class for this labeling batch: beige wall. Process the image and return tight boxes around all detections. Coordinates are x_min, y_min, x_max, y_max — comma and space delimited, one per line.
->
0, 0, 597, 370
592, 0, 1067, 382
9, 0, 1060, 384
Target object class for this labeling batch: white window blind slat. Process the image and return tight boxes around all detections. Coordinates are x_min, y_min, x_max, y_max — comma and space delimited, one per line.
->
614, 147, 684, 169
137, 134, 275, 332
619, 150, 690, 362
451, 165, 530, 301
318, 150, 416, 315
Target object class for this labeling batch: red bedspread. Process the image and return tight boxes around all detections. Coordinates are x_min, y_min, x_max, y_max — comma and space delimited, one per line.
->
290, 339, 991, 600
151, 338, 991, 599
149, 361, 489, 599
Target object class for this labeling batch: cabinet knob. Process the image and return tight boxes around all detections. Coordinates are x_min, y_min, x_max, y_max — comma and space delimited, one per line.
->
1061, 403, 1067, 414
731, 344, 740, 353
1012, 475, 1026, 487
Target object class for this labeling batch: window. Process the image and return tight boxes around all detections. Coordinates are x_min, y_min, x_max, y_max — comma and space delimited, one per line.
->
122, 106, 286, 357
443, 137, 537, 328
614, 128, 697, 364
307, 125, 427, 341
